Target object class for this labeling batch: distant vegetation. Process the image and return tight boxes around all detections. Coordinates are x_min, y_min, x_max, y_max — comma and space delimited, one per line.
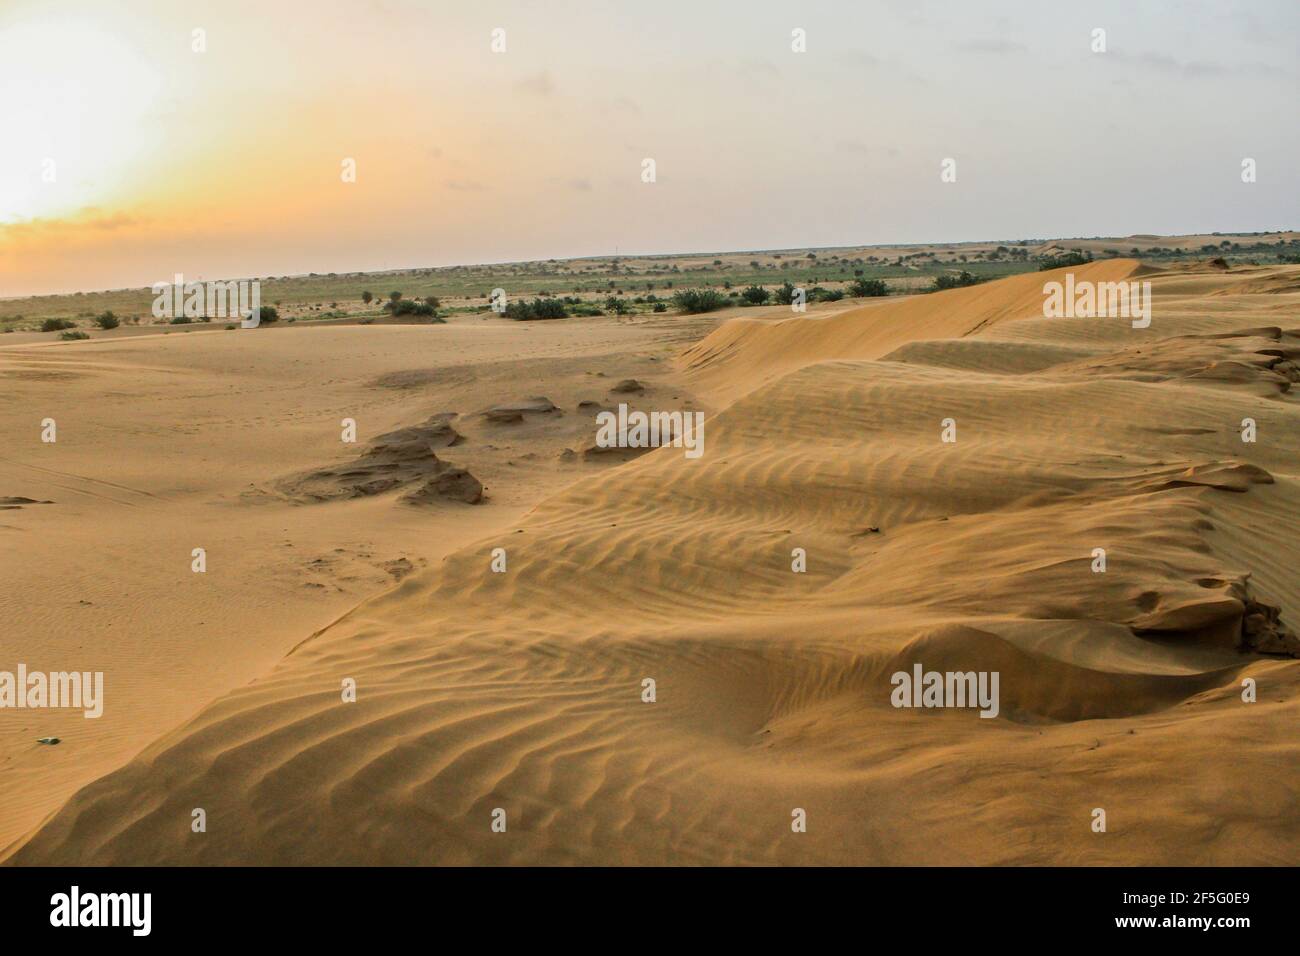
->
1037, 251, 1094, 271
385, 298, 440, 318
933, 271, 984, 290
505, 297, 569, 321
93, 311, 120, 330
6, 233, 1298, 333
849, 278, 890, 297
671, 289, 728, 314
773, 282, 798, 305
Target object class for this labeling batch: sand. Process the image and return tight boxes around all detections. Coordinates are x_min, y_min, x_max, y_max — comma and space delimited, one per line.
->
2, 260, 1298, 865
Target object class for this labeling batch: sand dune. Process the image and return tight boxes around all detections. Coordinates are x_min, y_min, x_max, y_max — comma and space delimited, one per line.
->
0, 314, 711, 853
4, 261, 1299, 865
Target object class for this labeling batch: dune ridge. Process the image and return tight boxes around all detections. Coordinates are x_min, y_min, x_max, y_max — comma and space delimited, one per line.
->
6, 260, 1299, 866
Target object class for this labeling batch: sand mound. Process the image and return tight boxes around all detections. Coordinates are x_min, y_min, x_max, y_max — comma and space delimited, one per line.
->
7, 261, 1300, 866
681, 258, 1147, 401
0, 496, 53, 509
1053, 328, 1300, 394
277, 414, 482, 504
482, 397, 560, 424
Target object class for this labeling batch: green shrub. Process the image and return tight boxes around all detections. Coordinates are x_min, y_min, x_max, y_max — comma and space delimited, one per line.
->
849, 278, 890, 297
253, 305, 279, 324
773, 281, 798, 305
741, 285, 770, 305
505, 297, 569, 321
933, 271, 982, 290
385, 299, 437, 317
1037, 251, 1093, 271
41, 318, 76, 332
652, 302, 667, 313
670, 289, 728, 313
60, 330, 90, 340
94, 311, 120, 330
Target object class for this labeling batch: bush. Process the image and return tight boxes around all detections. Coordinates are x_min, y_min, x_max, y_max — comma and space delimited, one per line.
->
652, 302, 667, 313
670, 289, 728, 314
604, 296, 631, 315
253, 305, 279, 324
849, 278, 889, 297
505, 297, 568, 321
1037, 250, 1093, 271
60, 330, 90, 340
169, 315, 193, 324
41, 318, 76, 332
361, 291, 373, 304
773, 281, 798, 305
933, 271, 982, 290
741, 285, 770, 305
94, 311, 120, 330
814, 288, 845, 302
385, 299, 437, 317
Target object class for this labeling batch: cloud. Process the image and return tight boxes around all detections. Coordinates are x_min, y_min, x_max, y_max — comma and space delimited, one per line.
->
83, 210, 144, 231
840, 50, 881, 69
833, 140, 900, 159
1108, 50, 1285, 78
515, 71, 555, 95
0, 207, 147, 241
738, 58, 780, 78
599, 96, 641, 116
956, 39, 1027, 54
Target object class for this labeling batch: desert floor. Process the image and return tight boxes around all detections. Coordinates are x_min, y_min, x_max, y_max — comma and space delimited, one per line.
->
3, 260, 1298, 864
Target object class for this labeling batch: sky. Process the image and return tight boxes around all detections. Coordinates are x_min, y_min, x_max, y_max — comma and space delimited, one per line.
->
1, 0, 1296, 296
